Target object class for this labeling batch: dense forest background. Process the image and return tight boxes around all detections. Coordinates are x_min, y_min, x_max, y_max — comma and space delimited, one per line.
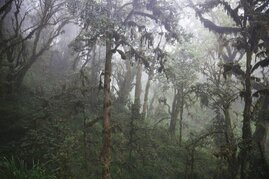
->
0, 0, 269, 178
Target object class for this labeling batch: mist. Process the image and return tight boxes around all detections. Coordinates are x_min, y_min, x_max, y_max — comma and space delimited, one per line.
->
0, 0, 269, 178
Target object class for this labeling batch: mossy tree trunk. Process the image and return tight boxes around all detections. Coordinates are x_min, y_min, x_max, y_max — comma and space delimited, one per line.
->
249, 96, 269, 178
169, 89, 180, 135
240, 49, 253, 179
142, 63, 154, 118
223, 105, 238, 179
132, 61, 142, 118
101, 37, 112, 179
179, 85, 184, 145
117, 60, 135, 106
129, 61, 142, 159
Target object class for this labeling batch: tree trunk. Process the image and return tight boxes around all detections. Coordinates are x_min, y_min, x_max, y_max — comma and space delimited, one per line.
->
83, 108, 88, 172
90, 45, 98, 85
147, 86, 157, 117
179, 91, 184, 145
3, 59, 33, 95
249, 96, 269, 178
14, 56, 36, 89
190, 148, 195, 179
6, 45, 46, 93
117, 60, 135, 105
169, 89, 180, 135
128, 62, 142, 159
132, 61, 142, 118
223, 106, 238, 179
89, 45, 101, 108
249, 120, 269, 179
101, 38, 112, 179
142, 65, 154, 118
240, 50, 253, 179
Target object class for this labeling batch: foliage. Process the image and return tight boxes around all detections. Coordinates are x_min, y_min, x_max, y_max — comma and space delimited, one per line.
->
0, 157, 55, 179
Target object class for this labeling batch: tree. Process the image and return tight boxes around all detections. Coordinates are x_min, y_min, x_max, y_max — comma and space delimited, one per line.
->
115, 60, 136, 106
142, 35, 167, 119
165, 48, 197, 140
142, 61, 155, 118
132, 61, 142, 119
68, 0, 181, 178
190, 0, 269, 177
198, 58, 240, 178
0, 0, 70, 95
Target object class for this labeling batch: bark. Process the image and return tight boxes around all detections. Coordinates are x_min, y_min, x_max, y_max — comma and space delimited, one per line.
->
179, 89, 184, 145
101, 38, 112, 179
240, 50, 253, 179
117, 60, 135, 105
190, 148, 195, 179
142, 64, 154, 118
184, 147, 196, 179
89, 46, 100, 108
129, 62, 142, 159
83, 109, 88, 170
249, 120, 269, 178
128, 61, 142, 155
224, 106, 235, 144
14, 56, 36, 88
3, 55, 36, 94
249, 96, 269, 178
147, 86, 157, 116
91, 45, 98, 85
132, 61, 142, 117
223, 106, 238, 179
0, 0, 13, 16
169, 89, 180, 135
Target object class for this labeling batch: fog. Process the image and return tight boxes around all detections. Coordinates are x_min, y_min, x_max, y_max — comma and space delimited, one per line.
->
0, 0, 269, 178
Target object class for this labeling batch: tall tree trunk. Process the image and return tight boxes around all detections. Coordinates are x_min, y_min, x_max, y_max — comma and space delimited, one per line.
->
249, 96, 269, 178
117, 60, 135, 105
142, 65, 154, 118
101, 38, 112, 179
7, 57, 35, 93
223, 105, 238, 179
129, 62, 142, 159
90, 45, 98, 85
179, 89, 184, 145
148, 85, 157, 117
83, 108, 88, 172
249, 120, 269, 178
89, 45, 101, 108
190, 148, 195, 179
132, 61, 142, 118
169, 89, 180, 135
240, 50, 253, 179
